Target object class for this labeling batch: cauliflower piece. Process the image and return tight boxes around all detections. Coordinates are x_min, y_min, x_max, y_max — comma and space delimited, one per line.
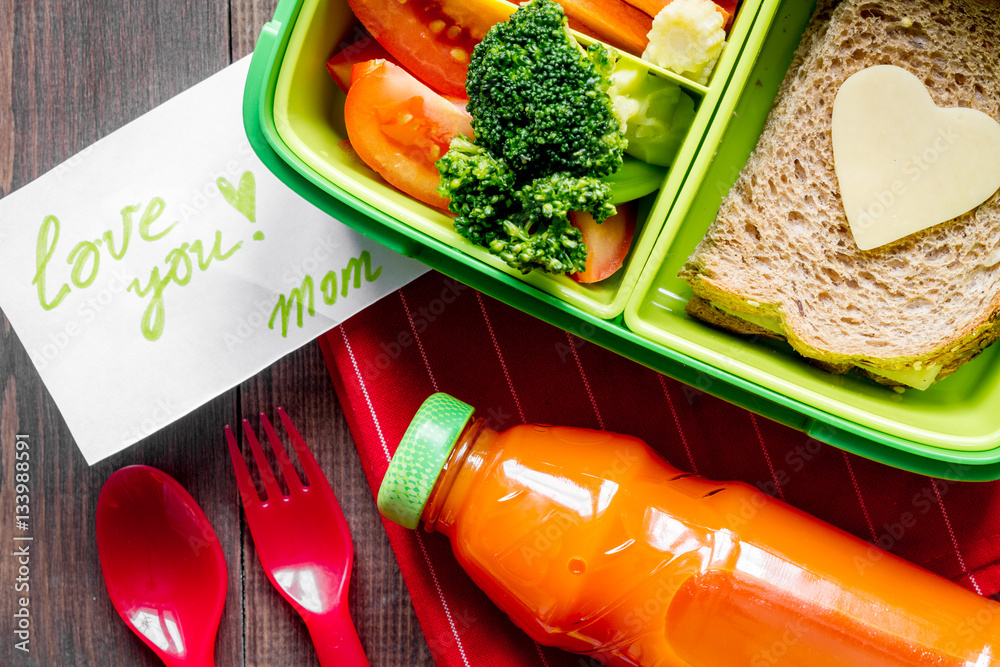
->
642, 0, 727, 85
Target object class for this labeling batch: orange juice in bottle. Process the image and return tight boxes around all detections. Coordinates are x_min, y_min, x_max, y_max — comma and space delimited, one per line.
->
377, 394, 1000, 666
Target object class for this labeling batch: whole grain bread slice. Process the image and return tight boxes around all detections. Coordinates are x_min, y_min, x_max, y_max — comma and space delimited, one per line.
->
679, 0, 1000, 386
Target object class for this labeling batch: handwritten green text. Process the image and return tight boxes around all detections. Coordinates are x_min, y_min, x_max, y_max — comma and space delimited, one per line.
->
32, 197, 242, 342
269, 251, 383, 337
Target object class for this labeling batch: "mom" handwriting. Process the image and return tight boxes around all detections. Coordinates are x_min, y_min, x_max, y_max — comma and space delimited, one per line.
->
269, 251, 383, 337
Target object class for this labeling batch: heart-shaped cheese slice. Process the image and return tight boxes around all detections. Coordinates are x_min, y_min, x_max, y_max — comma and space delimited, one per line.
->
832, 65, 1000, 251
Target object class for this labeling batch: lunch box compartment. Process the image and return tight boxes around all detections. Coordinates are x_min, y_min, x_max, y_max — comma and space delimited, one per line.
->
624, 0, 1000, 458
264, 0, 767, 319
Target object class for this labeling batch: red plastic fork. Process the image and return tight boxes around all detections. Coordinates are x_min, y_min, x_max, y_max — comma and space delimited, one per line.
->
225, 408, 369, 667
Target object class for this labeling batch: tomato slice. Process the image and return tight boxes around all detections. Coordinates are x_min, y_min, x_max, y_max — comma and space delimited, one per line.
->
347, 0, 514, 98
714, 0, 739, 18
622, 0, 736, 30
326, 33, 399, 93
345, 60, 474, 209
554, 0, 653, 57
570, 204, 637, 283
350, 58, 385, 86
333, 41, 470, 107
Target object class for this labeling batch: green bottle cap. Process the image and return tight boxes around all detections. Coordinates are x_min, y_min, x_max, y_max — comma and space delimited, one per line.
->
377, 393, 475, 529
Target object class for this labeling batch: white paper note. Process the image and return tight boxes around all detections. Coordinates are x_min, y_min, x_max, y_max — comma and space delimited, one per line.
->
0, 57, 429, 463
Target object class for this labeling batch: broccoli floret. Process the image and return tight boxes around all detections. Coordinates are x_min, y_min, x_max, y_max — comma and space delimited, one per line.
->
438, 137, 615, 274
438, 138, 518, 244
437, 0, 627, 275
465, 0, 626, 180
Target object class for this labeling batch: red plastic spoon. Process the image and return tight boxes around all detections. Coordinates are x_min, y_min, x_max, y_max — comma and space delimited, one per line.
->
97, 465, 227, 667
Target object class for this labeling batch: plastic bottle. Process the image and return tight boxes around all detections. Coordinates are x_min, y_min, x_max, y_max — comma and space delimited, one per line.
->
377, 394, 1000, 666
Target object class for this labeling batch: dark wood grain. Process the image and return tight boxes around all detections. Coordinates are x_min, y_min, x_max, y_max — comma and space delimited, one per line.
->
0, 0, 431, 664
0, 0, 12, 195
231, 0, 279, 60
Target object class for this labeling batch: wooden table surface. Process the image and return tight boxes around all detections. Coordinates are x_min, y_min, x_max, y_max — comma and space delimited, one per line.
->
0, 0, 434, 664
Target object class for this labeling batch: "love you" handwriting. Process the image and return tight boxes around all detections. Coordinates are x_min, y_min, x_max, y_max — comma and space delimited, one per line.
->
32, 196, 243, 342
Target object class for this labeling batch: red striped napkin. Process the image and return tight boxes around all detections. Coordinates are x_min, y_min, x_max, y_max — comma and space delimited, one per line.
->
320, 270, 1000, 666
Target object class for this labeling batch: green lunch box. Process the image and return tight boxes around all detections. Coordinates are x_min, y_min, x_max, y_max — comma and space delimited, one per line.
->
243, 0, 1000, 480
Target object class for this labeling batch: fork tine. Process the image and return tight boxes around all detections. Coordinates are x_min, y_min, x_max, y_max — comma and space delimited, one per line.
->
225, 425, 262, 508
241, 418, 283, 501
277, 407, 324, 485
260, 412, 304, 491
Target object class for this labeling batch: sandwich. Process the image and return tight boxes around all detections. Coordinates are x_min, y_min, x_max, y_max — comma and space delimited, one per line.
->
679, 0, 1000, 390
